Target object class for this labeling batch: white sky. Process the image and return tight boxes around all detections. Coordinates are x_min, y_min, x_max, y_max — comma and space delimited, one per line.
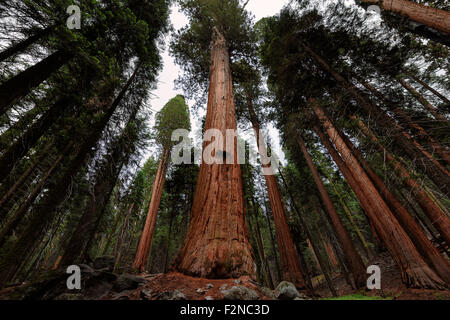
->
144, 0, 292, 165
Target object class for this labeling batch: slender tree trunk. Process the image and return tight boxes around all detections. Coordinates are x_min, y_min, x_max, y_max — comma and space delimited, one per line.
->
0, 143, 71, 248
398, 78, 448, 122
133, 149, 170, 272
352, 116, 450, 248
0, 142, 53, 217
0, 98, 71, 182
262, 197, 283, 284
305, 45, 450, 195
0, 105, 41, 151
297, 133, 366, 288
102, 206, 126, 256
358, 79, 450, 165
313, 102, 446, 289
0, 50, 72, 115
251, 197, 275, 289
174, 30, 253, 279
113, 205, 134, 272
0, 66, 139, 288
405, 72, 450, 106
0, 26, 54, 62
361, 0, 450, 34
340, 126, 450, 283
327, 174, 373, 259
163, 210, 175, 273
278, 170, 337, 296
247, 97, 305, 287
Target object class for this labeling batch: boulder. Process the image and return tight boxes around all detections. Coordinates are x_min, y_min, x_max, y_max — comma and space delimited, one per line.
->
157, 289, 186, 300
274, 281, 300, 300
140, 289, 153, 300
221, 286, 259, 300
113, 274, 146, 292
93, 256, 115, 271
260, 287, 276, 299
205, 283, 214, 289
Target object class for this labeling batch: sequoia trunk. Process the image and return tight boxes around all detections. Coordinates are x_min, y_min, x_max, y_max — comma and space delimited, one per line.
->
174, 30, 253, 279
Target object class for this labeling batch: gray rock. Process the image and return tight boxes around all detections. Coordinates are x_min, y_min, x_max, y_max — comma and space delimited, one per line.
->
93, 256, 115, 271
260, 287, 276, 299
157, 289, 186, 300
205, 296, 214, 300
140, 289, 153, 300
54, 293, 84, 300
274, 281, 300, 300
205, 283, 214, 289
220, 284, 228, 291
222, 286, 259, 300
232, 279, 242, 284
113, 274, 146, 292
196, 288, 206, 295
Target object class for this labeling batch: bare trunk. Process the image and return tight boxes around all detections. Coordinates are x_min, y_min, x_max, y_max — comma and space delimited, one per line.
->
361, 0, 450, 34
358, 80, 450, 165
314, 102, 446, 289
133, 149, 170, 272
278, 171, 337, 295
353, 116, 450, 248
398, 78, 448, 122
297, 134, 366, 288
0, 98, 71, 182
305, 45, 450, 195
247, 98, 305, 287
327, 174, 373, 259
405, 72, 450, 106
341, 125, 450, 283
0, 50, 71, 115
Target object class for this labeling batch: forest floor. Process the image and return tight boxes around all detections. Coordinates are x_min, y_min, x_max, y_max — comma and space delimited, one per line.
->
104, 251, 449, 300
314, 251, 450, 300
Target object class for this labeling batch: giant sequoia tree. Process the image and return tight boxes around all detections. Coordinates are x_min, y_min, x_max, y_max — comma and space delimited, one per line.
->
171, 0, 255, 278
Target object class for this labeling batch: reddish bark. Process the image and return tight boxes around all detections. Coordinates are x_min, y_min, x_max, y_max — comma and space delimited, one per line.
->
405, 72, 450, 106
361, 0, 450, 34
133, 149, 170, 272
353, 116, 450, 249
341, 126, 450, 283
297, 134, 366, 288
313, 101, 446, 289
398, 78, 448, 122
174, 30, 254, 279
359, 80, 450, 165
247, 98, 305, 287
305, 45, 450, 195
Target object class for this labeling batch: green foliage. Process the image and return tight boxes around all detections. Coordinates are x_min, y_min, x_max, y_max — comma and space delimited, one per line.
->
154, 95, 191, 149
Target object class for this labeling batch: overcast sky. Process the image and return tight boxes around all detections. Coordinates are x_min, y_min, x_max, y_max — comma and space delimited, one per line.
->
143, 0, 292, 165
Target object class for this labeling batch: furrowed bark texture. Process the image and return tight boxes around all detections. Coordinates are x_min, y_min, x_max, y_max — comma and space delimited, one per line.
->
247, 98, 305, 287
361, 0, 450, 34
313, 102, 446, 289
340, 125, 450, 283
174, 31, 254, 279
353, 116, 450, 248
297, 134, 366, 288
305, 45, 450, 196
